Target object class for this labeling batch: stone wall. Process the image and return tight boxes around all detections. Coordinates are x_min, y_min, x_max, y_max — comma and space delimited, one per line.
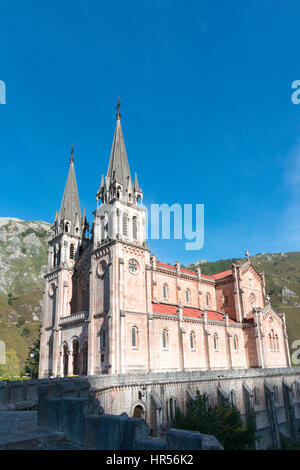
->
37, 391, 223, 450
88, 367, 300, 449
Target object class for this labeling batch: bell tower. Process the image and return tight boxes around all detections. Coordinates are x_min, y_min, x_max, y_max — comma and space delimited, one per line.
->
39, 148, 89, 378
88, 109, 152, 375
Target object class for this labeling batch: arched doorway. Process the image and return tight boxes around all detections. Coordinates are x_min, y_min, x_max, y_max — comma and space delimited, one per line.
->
73, 340, 80, 375
63, 344, 68, 377
133, 405, 144, 418
82, 341, 88, 376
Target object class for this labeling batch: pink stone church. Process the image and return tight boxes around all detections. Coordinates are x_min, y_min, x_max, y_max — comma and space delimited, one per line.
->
39, 112, 291, 379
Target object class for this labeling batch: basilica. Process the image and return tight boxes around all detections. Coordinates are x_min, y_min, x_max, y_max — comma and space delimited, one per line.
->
39, 111, 291, 379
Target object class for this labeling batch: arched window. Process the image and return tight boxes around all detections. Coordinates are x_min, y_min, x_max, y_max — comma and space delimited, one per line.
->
132, 326, 138, 348
162, 329, 168, 349
185, 289, 191, 303
270, 329, 275, 351
213, 333, 218, 351
253, 387, 260, 405
224, 295, 229, 307
70, 243, 75, 260
123, 213, 128, 236
206, 293, 210, 307
275, 334, 279, 351
49, 337, 53, 357
233, 335, 239, 351
65, 222, 69, 233
132, 216, 138, 240
269, 333, 273, 350
273, 385, 279, 402
53, 247, 57, 267
190, 331, 195, 350
162, 284, 168, 300
102, 328, 106, 349
230, 390, 236, 407
249, 293, 256, 307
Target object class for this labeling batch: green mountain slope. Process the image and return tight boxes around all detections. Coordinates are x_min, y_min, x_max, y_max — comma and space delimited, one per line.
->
188, 252, 300, 349
0, 218, 51, 370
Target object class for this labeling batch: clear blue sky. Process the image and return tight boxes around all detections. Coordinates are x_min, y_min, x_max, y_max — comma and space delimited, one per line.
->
1, 0, 300, 265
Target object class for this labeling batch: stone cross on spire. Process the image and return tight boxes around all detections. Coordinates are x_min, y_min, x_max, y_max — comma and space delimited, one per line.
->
115, 97, 122, 118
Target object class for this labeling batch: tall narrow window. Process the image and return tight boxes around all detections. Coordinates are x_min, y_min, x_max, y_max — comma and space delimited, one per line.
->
275, 334, 279, 351
163, 284, 168, 300
233, 335, 239, 351
102, 328, 106, 349
206, 293, 210, 307
132, 326, 138, 348
253, 387, 260, 405
213, 333, 218, 351
162, 329, 168, 349
224, 295, 229, 307
53, 247, 57, 267
123, 213, 128, 236
186, 289, 190, 303
70, 243, 75, 260
270, 329, 275, 351
132, 216, 138, 240
190, 331, 195, 350
269, 333, 272, 350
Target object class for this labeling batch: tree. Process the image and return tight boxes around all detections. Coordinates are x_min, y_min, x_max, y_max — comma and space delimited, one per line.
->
4, 349, 20, 378
21, 326, 30, 338
174, 392, 257, 450
23, 330, 40, 378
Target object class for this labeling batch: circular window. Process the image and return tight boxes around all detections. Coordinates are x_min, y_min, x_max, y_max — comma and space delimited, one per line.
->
97, 260, 107, 277
128, 258, 139, 274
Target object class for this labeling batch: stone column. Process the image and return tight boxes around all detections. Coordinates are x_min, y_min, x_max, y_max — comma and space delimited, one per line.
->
203, 311, 211, 370
67, 349, 73, 376
281, 312, 291, 367
119, 255, 126, 373
151, 255, 157, 301
177, 305, 185, 371
196, 268, 202, 308
223, 314, 233, 369
232, 264, 244, 322
52, 280, 61, 377
175, 261, 181, 304
254, 309, 266, 368
87, 256, 96, 376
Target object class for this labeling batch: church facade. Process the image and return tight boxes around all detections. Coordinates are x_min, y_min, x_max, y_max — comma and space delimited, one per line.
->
39, 112, 291, 379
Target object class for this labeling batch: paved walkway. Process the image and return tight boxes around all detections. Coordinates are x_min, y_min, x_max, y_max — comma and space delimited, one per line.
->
0, 411, 81, 450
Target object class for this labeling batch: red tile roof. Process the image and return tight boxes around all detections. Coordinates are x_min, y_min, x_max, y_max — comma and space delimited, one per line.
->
210, 269, 233, 280
156, 261, 176, 270
152, 302, 236, 323
156, 262, 232, 281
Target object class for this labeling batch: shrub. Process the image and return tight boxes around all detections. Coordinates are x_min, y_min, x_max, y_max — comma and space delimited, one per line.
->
173, 392, 257, 450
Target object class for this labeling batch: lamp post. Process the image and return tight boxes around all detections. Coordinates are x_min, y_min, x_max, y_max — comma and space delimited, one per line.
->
30, 347, 34, 379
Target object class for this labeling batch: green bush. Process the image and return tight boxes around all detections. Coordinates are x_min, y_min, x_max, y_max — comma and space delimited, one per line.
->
21, 326, 30, 338
174, 392, 257, 450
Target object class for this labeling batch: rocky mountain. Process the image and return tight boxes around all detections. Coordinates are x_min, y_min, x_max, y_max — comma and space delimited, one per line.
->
188, 252, 300, 349
0, 218, 51, 370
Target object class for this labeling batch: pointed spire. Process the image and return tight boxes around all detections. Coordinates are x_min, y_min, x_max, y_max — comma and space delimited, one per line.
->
106, 106, 133, 192
59, 146, 81, 233
134, 172, 140, 192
